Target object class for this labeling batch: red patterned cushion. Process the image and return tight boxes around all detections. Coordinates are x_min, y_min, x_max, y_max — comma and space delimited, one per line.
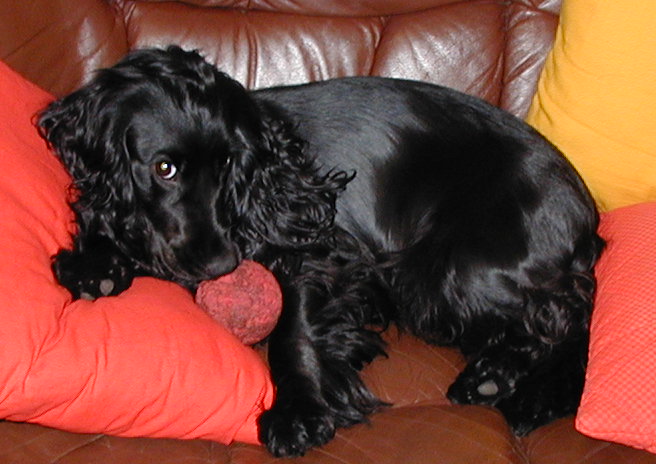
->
577, 202, 656, 452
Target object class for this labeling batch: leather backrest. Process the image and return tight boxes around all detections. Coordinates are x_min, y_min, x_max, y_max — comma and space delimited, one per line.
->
0, 0, 560, 117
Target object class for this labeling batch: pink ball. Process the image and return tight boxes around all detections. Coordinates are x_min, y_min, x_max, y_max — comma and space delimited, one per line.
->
195, 260, 282, 345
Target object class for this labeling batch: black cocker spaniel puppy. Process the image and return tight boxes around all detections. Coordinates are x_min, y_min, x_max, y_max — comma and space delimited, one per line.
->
39, 46, 604, 457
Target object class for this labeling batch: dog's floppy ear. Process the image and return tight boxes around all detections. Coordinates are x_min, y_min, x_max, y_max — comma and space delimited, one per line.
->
222, 108, 354, 252
38, 78, 135, 218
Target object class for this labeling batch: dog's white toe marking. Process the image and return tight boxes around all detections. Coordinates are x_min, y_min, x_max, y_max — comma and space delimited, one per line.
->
477, 380, 499, 396
100, 279, 115, 296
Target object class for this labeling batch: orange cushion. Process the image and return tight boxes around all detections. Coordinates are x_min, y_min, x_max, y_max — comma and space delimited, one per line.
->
526, 0, 656, 211
577, 202, 656, 452
0, 60, 273, 444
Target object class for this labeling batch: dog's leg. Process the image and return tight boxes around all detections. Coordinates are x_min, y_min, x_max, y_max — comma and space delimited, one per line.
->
445, 272, 594, 434
258, 257, 387, 457
450, 269, 595, 435
53, 235, 135, 300
257, 280, 338, 457
390, 229, 597, 435
494, 337, 588, 436
447, 333, 588, 435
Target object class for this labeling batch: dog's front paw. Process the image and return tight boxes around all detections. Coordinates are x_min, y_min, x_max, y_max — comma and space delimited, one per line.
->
53, 249, 134, 300
258, 401, 336, 457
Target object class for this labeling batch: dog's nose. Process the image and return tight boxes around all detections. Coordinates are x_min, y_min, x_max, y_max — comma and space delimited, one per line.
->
204, 243, 240, 278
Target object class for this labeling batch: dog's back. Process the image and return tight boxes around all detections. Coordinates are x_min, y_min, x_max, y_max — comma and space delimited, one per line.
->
255, 76, 603, 435
255, 77, 597, 252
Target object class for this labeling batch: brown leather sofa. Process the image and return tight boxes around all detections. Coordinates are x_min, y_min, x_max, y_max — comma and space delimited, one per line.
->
2, 1, 656, 463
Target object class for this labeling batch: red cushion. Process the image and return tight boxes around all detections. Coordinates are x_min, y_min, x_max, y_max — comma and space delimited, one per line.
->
577, 202, 656, 452
0, 60, 273, 444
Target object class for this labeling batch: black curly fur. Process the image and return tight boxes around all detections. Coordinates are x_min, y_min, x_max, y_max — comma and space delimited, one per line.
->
39, 46, 605, 457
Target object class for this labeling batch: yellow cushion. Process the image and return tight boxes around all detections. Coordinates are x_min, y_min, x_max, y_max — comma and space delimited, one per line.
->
526, 0, 656, 211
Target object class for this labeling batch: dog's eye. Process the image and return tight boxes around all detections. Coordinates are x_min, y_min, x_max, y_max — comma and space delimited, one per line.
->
154, 160, 178, 180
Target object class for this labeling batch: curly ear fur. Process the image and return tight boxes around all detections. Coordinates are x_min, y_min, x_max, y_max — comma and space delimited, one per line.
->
222, 116, 354, 257
38, 78, 137, 246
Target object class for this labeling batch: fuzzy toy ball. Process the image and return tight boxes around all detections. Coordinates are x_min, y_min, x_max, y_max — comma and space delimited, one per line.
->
195, 260, 283, 345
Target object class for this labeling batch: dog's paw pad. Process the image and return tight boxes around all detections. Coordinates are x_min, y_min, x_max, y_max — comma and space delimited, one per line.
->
71, 277, 119, 300
80, 291, 96, 301
448, 368, 515, 406
99, 279, 115, 296
477, 379, 500, 396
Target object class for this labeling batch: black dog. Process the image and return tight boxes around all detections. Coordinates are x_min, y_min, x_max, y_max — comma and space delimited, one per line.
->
39, 46, 604, 457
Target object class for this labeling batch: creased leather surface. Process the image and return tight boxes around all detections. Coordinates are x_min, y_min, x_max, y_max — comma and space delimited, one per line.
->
2, 0, 557, 117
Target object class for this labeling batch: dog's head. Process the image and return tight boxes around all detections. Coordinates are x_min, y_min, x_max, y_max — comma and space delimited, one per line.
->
38, 46, 270, 287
